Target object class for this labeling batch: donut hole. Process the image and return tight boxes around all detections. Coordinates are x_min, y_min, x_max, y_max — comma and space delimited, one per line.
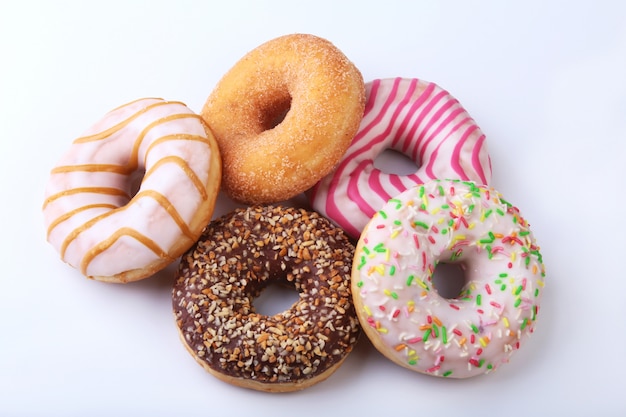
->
128, 168, 145, 198
431, 262, 467, 299
261, 95, 292, 131
253, 282, 300, 316
373, 149, 419, 175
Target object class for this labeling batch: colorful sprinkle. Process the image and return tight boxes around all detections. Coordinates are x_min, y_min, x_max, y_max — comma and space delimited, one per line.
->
414, 221, 429, 230
389, 199, 402, 209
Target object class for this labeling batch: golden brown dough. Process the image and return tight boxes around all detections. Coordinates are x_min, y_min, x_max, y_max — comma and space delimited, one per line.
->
201, 34, 365, 205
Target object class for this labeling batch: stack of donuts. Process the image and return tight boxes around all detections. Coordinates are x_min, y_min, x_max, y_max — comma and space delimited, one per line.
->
43, 34, 546, 392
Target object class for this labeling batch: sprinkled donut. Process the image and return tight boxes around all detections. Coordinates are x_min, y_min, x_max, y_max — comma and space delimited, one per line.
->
43, 98, 221, 283
173, 205, 361, 392
309, 77, 492, 238
352, 179, 545, 378
202, 33, 365, 205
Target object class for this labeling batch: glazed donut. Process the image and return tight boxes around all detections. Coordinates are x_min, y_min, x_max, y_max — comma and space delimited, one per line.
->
172, 205, 361, 392
43, 98, 221, 283
352, 179, 545, 378
201, 33, 365, 205
309, 77, 492, 238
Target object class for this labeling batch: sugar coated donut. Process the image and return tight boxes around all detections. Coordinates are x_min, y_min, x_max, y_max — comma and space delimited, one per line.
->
173, 205, 360, 392
43, 98, 221, 283
309, 77, 492, 238
352, 179, 545, 378
201, 33, 365, 205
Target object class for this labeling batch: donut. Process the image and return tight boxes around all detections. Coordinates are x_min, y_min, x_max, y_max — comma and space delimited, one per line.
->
309, 77, 493, 239
172, 205, 361, 392
351, 179, 545, 378
201, 33, 366, 205
43, 98, 222, 283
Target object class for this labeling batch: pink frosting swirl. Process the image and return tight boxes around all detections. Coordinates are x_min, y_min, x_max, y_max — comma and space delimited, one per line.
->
309, 78, 492, 238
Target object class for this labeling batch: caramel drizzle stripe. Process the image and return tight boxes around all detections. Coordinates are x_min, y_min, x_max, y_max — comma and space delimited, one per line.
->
60, 209, 118, 259
46, 203, 118, 238
132, 189, 196, 240
73, 101, 181, 144
50, 164, 132, 175
60, 108, 206, 184
143, 155, 208, 200
51, 131, 209, 177
143, 133, 213, 165
132, 113, 206, 168
43, 187, 130, 210
58, 186, 196, 260
80, 227, 173, 276
107, 97, 164, 113
48, 152, 207, 247
127, 113, 205, 172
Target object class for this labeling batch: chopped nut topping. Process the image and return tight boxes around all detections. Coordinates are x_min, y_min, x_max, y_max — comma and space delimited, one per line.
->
173, 206, 360, 385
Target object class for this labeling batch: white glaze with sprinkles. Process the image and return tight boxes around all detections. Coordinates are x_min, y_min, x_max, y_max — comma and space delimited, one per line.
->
352, 179, 545, 378
43, 98, 221, 282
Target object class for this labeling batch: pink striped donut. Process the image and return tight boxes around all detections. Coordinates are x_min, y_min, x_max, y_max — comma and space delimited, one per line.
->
309, 78, 492, 239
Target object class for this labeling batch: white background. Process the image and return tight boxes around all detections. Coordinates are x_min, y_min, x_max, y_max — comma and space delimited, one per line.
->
1, 0, 625, 416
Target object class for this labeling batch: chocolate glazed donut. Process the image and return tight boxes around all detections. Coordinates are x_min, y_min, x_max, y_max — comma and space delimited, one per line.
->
172, 205, 361, 392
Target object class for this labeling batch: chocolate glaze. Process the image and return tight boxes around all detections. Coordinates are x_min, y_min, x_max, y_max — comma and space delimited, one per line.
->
172, 205, 360, 386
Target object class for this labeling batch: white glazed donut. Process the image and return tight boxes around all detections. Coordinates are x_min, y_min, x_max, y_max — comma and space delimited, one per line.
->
309, 77, 492, 239
43, 98, 222, 283
351, 179, 546, 378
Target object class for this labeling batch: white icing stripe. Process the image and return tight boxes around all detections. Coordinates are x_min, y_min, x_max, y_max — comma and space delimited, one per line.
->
309, 78, 492, 239
43, 98, 219, 281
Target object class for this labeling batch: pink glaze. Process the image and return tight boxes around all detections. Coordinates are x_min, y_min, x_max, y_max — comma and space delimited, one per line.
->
43, 98, 219, 281
352, 179, 545, 378
309, 78, 492, 238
